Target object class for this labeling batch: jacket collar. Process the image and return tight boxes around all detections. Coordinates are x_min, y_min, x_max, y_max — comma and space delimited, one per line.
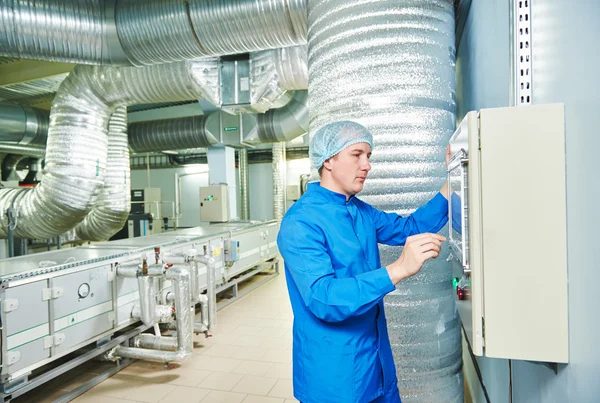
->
306, 182, 355, 205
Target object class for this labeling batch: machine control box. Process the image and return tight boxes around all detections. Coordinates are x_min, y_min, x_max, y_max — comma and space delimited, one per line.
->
200, 185, 229, 222
448, 103, 568, 364
224, 239, 241, 262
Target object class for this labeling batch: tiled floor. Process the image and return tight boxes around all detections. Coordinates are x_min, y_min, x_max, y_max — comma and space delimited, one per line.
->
15, 272, 297, 403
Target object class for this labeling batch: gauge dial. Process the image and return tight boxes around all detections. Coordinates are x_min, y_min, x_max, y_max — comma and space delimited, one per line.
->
78, 283, 90, 298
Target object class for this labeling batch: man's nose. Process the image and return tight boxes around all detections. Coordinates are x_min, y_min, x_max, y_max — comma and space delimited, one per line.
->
361, 157, 371, 171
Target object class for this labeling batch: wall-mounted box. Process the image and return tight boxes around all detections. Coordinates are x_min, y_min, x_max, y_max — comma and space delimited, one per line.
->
200, 185, 229, 223
448, 103, 568, 363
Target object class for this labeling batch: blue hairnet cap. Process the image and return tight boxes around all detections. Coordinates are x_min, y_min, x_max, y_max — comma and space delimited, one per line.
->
309, 121, 374, 170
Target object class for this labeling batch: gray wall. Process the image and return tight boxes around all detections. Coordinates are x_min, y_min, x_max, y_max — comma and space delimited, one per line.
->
131, 159, 312, 225
458, 0, 600, 402
130, 166, 209, 228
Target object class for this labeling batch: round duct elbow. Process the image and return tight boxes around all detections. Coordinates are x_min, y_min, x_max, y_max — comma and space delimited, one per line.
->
129, 115, 218, 153
247, 91, 308, 144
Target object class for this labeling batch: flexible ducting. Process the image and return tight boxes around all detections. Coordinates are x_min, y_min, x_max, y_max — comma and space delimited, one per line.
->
272, 142, 286, 220
74, 107, 130, 241
308, 1, 461, 402
253, 91, 309, 143
239, 148, 250, 220
0, 59, 220, 240
0, 103, 49, 146
250, 45, 308, 113
128, 115, 218, 153
1, 0, 307, 66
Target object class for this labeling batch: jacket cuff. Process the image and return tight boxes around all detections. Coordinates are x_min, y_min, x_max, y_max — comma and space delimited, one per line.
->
374, 267, 396, 294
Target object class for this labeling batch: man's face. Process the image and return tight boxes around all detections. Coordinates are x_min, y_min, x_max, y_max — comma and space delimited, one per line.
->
323, 142, 372, 198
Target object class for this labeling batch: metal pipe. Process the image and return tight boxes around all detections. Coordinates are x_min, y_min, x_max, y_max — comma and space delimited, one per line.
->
0, 103, 49, 145
109, 265, 193, 364
1, 0, 307, 66
195, 294, 210, 335
0, 144, 45, 158
239, 148, 250, 220
272, 142, 286, 221
194, 254, 217, 329
133, 334, 177, 352
253, 91, 309, 144
134, 276, 157, 327
128, 115, 218, 153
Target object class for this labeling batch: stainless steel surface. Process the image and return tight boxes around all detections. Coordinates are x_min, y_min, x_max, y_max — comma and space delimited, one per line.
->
0, 103, 49, 145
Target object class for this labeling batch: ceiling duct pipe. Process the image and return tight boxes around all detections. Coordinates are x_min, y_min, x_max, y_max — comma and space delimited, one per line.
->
0, 103, 49, 146
308, 0, 461, 401
0, 0, 307, 66
0, 144, 45, 158
0, 59, 220, 240
74, 107, 130, 241
250, 45, 308, 113
238, 148, 250, 220
250, 90, 309, 144
128, 115, 218, 154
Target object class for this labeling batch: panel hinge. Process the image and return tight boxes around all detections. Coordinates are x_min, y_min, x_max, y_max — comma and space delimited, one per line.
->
42, 287, 64, 301
2, 299, 18, 313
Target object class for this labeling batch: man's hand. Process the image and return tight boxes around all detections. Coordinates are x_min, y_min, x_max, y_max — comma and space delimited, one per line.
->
386, 233, 446, 285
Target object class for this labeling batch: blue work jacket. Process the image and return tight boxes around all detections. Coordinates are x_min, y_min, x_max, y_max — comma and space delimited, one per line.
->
277, 182, 449, 403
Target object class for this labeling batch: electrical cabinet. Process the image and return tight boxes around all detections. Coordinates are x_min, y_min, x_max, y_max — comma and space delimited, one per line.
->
200, 185, 229, 222
448, 103, 568, 363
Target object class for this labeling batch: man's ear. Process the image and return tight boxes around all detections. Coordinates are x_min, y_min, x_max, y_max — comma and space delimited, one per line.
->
322, 157, 333, 172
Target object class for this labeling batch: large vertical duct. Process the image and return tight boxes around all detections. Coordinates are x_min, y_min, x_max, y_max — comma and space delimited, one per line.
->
74, 107, 130, 241
239, 148, 250, 220
272, 142, 286, 220
1, 0, 307, 66
0, 59, 220, 240
308, 1, 461, 402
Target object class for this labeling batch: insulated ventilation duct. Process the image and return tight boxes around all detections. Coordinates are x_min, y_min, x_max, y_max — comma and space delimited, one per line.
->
308, 0, 461, 402
239, 148, 250, 220
250, 45, 308, 113
252, 90, 309, 143
272, 142, 286, 220
74, 107, 130, 241
128, 115, 218, 153
0, 0, 307, 66
0, 59, 220, 240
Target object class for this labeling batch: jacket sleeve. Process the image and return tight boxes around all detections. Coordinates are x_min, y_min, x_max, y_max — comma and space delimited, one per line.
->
277, 217, 396, 323
370, 192, 449, 246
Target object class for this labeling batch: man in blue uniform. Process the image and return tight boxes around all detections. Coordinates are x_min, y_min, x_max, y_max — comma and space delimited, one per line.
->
277, 121, 451, 403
